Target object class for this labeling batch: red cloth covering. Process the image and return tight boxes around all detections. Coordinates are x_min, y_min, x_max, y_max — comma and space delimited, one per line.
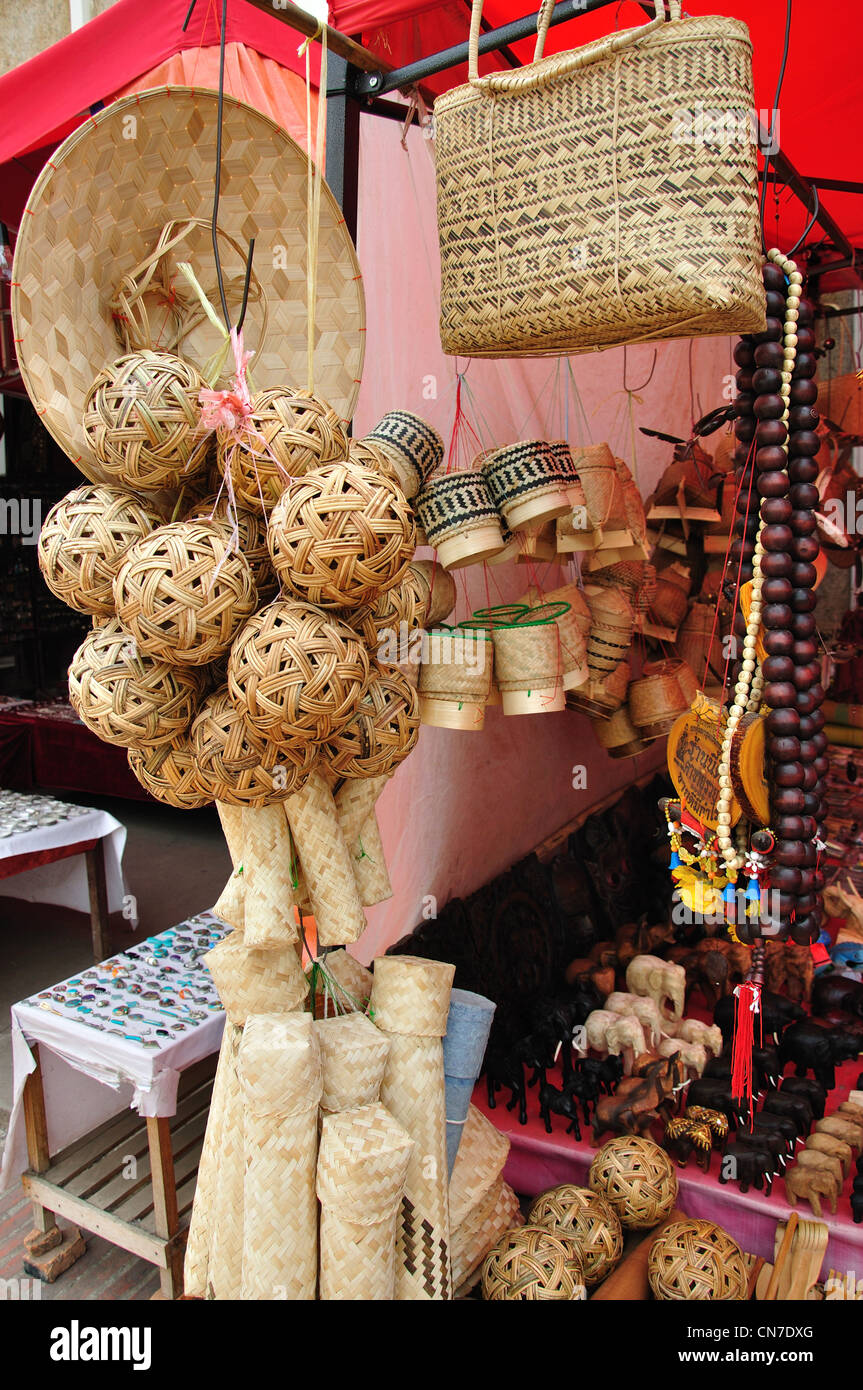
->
0, 710, 148, 801
0, 838, 97, 881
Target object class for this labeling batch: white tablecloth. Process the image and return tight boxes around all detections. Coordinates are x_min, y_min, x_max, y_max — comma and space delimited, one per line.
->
0, 797, 127, 915
0, 912, 228, 1192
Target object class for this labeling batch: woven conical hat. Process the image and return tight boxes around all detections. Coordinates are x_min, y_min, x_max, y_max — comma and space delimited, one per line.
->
12, 86, 365, 480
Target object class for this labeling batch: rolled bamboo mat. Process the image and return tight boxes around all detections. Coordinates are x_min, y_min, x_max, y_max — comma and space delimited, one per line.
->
590, 1207, 686, 1301
205, 930, 308, 1027
202, 1022, 246, 1299
452, 1178, 523, 1294
371, 954, 455, 1300
315, 1012, 390, 1114
310, 947, 374, 1014
285, 769, 367, 945
213, 866, 244, 930
242, 803, 299, 950
334, 775, 393, 906
217, 801, 245, 865
448, 1105, 510, 1231
317, 1102, 415, 1300
443, 989, 496, 1175
183, 1022, 239, 1298
238, 1012, 322, 1300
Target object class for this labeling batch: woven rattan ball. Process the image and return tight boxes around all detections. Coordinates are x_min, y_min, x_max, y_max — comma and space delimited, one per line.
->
481, 1225, 585, 1301
68, 619, 202, 751
82, 351, 208, 492
648, 1218, 748, 1301
267, 462, 416, 610
228, 599, 371, 748
128, 735, 213, 810
113, 520, 257, 667
191, 686, 315, 806
589, 1136, 678, 1230
320, 663, 419, 779
351, 576, 425, 656
226, 387, 349, 512
185, 493, 277, 601
527, 1185, 623, 1287
37, 484, 162, 618
348, 437, 401, 483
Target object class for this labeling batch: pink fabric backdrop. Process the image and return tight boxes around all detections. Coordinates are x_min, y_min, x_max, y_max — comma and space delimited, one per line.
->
352, 112, 736, 960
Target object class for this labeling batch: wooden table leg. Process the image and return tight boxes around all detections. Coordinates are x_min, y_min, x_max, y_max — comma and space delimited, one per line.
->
85, 840, 110, 962
147, 1116, 183, 1299
22, 1045, 61, 1252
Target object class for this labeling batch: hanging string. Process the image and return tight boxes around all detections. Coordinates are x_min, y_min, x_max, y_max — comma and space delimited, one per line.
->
300, 24, 328, 393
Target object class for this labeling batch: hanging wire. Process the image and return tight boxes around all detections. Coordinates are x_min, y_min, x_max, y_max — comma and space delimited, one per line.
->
787, 184, 821, 260
758, 0, 793, 254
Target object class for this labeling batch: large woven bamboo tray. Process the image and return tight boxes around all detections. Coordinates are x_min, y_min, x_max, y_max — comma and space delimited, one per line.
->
12, 86, 366, 479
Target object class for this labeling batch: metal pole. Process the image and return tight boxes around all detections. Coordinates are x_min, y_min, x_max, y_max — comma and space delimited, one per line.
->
325, 54, 361, 244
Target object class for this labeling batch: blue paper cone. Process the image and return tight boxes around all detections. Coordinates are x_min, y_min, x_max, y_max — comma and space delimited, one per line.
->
443, 988, 496, 1175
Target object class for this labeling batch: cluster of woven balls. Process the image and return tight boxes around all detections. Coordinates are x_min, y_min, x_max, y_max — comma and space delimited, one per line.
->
527, 1185, 623, 1287
45, 357, 441, 808
588, 1136, 678, 1230
481, 1225, 586, 1301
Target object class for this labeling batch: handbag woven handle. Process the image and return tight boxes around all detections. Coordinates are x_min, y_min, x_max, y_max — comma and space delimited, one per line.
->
467, 0, 680, 89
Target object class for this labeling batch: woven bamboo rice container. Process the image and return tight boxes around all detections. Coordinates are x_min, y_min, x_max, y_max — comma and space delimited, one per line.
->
241, 802, 301, 951
521, 584, 588, 690
317, 1102, 415, 1301
566, 656, 631, 720
482, 439, 573, 530
196, 1020, 245, 1299
583, 584, 635, 678
649, 562, 692, 631
183, 1022, 239, 1298
419, 627, 492, 730
315, 1012, 391, 1114
238, 1012, 322, 1300
591, 704, 649, 758
285, 769, 367, 946
628, 659, 692, 740
677, 602, 725, 687
405, 559, 457, 627
414, 468, 506, 569
365, 411, 445, 499
453, 1178, 524, 1295
371, 954, 455, 1300
309, 946, 375, 1016
334, 774, 393, 907
490, 606, 567, 715
204, 929, 308, 1027
574, 444, 631, 546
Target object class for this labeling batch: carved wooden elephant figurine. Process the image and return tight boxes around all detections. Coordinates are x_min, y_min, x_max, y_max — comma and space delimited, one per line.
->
582, 1009, 619, 1054
816, 1115, 863, 1156
605, 1015, 648, 1076
805, 1132, 852, 1178
625, 954, 686, 1021
673, 1018, 723, 1059
720, 1139, 775, 1196
795, 1147, 844, 1189
658, 1036, 707, 1079
604, 992, 663, 1049
784, 1162, 840, 1217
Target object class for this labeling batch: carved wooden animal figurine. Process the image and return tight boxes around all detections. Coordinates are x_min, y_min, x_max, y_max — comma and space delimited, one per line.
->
625, 954, 686, 1021
734, 1125, 787, 1175
851, 1175, 863, 1224
658, 1036, 707, 1079
604, 991, 664, 1048
816, 1115, 863, 1156
591, 1054, 684, 1143
672, 1018, 723, 1058
703, 1044, 781, 1091
563, 1069, 600, 1124
714, 990, 805, 1046
805, 1132, 853, 1178
795, 1147, 844, 1189
574, 1055, 623, 1094
691, 949, 731, 1010
839, 1100, 863, 1126
764, 1091, 813, 1137
811, 973, 863, 1020
485, 1046, 527, 1125
720, 1139, 775, 1196
686, 1078, 746, 1129
664, 1117, 712, 1171
537, 1075, 584, 1141
781, 1075, 827, 1120
683, 1106, 728, 1146
752, 1112, 797, 1159
780, 1020, 863, 1091
785, 1163, 840, 1218
614, 920, 675, 970
764, 940, 813, 1005
581, 1010, 647, 1075
583, 1009, 618, 1053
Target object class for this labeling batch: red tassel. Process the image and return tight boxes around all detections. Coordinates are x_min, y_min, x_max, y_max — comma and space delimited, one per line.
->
730, 980, 762, 1122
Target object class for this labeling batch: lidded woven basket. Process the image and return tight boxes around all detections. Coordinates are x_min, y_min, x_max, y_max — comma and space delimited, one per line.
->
228, 599, 371, 748
267, 461, 416, 610
649, 561, 692, 631
364, 411, 445, 500
588, 1135, 678, 1230
128, 734, 213, 809
191, 685, 315, 806
583, 584, 635, 679
414, 468, 506, 570
418, 627, 493, 730
591, 704, 648, 759
647, 1218, 747, 1300
224, 387, 349, 513
485, 604, 567, 716
574, 444, 631, 547
521, 584, 588, 691
314, 1013, 391, 1115
676, 601, 726, 687
628, 658, 692, 741
69, 618, 202, 751
482, 440, 574, 531
320, 663, 419, 779
527, 1185, 623, 1287
38, 484, 162, 618
481, 1225, 585, 1301
405, 559, 457, 628
113, 519, 257, 666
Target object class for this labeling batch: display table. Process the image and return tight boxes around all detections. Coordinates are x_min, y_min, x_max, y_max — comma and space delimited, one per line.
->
473, 1055, 863, 1279
0, 789, 128, 959
0, 912, 229, 1298
0, 700, 148, 802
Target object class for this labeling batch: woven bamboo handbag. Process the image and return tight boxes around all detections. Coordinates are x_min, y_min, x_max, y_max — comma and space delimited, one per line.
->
434, 0, 765, 357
